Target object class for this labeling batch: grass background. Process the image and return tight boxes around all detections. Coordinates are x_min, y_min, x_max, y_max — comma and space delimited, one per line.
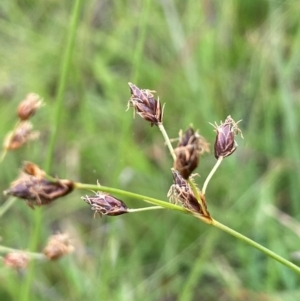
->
1, 0, 300, 300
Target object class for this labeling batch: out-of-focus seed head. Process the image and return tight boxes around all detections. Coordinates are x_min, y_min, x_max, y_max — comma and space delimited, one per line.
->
82, 192, 128, 217
174, 127, 210, 179
43, 233, 74, 260
3, 162, 74, 208
210, 115, 243, 159
177, 127, 210, 153
127, 82, 163, 126
17, 93, 43, 120
3, 121, 39, 151
22, 161, 46, 178
168, 169, 205, 214
4, 251, 29, 269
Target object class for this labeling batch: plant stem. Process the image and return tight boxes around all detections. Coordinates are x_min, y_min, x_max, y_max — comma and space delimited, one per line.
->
21, 1, 83, 301
127, 206, 164, 213
0, 149, 7, 163
202, 156, 223, 195
0, 198, 16, 218
45, 2, 82, 172
211, 218, 300, 274
158, 122, 176, 161
77, 181, 300, 274
0, 120, 21, 164
131, 0, 151, 83
76, 182, 186, 213
0, 245, 45, 260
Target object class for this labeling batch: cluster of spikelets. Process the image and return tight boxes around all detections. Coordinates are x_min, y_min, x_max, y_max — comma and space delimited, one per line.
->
2, 93, 42, 152
1, 94, 74, 269
125, 83, 242, 220
1, 84, 243, 269
3, 233, 74, 270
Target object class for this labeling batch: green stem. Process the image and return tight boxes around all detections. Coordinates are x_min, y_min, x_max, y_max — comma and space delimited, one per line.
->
45, 1, 82, 172
0, 198, 16, 218
78, 181, 300, 274
0, 149, 7, 163
158, 122, 176, 161
76, 182, 186, 213
202, 156, 223, 195
0, 245, 45, 260
127, 206, 164, 213
211, 218, 300, 274
130, 0, 152, 83
21, 1, 83, 300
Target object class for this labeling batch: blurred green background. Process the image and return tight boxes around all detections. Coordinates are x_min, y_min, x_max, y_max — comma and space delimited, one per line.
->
1, 0, 300, 300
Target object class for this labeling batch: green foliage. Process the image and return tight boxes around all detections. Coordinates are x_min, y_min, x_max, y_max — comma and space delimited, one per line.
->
1, 0, 300, 300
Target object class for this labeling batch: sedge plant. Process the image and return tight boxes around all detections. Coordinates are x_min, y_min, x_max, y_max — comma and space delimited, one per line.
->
1, 82, 300, 277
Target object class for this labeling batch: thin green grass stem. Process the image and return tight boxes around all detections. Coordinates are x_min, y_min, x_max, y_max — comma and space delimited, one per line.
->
130, 0, 152, 83
158, 122, 176, 161
20, 1, 83, 301
0, 149, 7, 163
211, 218, 300, 274
0, 245, 45, 260
45, 0, 82, 172
0, 198, 16, 218
202, 156, 223, 195
179, 230, 217, 301
127, 206, 164, 213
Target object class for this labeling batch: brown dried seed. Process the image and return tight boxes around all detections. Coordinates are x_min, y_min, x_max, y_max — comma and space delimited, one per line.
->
17, 93, 43, 120
3, 163, 74, 208
43, 233, 74, 260
22, 161, 46, 178
4, 251, 29, 269
174, 127, 209, 179
127, 82, 163, 126
174, 146, 199, 179
82, 192, 128, 217
3, 121, 39, 151
210, 115, 242, 159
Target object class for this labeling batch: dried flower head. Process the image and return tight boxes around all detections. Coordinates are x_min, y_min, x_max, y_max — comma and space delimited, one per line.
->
17, 93, 43, 121
43, 233, 74, 260
22, 161, 46, 178
3, 121, 39, 151
168, 169, 209, 216
82, 191, 128, 217
4, 251, 29, 269
127, 82, 164, 126
3, 162, 74, 208
174, 127, 210, 179
210, 115, 243, 159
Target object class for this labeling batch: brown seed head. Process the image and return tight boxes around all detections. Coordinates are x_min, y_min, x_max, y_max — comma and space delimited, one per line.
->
82, 192, 128, 217
174, 127, 209, 179
210, 115, 243, 159
17, 93, 43, 121
168, 169, 203, 214
127, 82, 163, 126
22, 161, 46, 178
3, 121, 39, 151
4, 251, 29, 269
43, 233, 74, 260
3, 162, 74, 208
